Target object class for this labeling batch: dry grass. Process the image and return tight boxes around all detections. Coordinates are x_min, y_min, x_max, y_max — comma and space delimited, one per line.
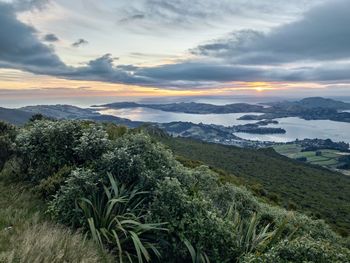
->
0, 180, 112, 263
1, 221, 111, 263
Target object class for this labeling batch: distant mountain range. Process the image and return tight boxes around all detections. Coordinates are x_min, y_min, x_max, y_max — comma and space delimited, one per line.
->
1, 97, 350, 139
0, 107, 33, 125
269, 97, 350, 110
98, 97, 350, 114
0, 105, 143, 127
96, 101, 266, 114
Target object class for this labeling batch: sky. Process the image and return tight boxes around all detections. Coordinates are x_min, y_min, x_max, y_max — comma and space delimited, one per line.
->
1, 0, 350, 107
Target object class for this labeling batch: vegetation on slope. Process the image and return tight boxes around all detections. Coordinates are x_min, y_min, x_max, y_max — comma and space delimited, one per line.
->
0, 119, 349, 262
156, 136, 350, 237
0, 178, 111, 262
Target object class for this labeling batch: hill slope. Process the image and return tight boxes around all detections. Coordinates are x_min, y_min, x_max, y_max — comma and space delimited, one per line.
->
0, 179, 111, 262
0, 107, 33, 125
157, 136, 350, 236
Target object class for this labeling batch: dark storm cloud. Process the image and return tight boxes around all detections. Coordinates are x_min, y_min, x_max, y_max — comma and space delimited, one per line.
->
0, 2, 66, 72
0, 3, 145, 84
63, 54, 139, 83
1, 0, 350, 88
72, 38, 89, 47
43, 33, 59, 42
137, 62, 264, 82
192, 0, 350, 65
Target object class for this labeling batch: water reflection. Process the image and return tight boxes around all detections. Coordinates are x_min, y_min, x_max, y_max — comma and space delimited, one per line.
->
235, 117, 350, 143
99, 107, 262, 126
99, 108, 350, 143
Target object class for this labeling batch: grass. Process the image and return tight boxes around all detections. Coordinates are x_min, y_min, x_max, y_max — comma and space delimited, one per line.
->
0, 177, 112, 263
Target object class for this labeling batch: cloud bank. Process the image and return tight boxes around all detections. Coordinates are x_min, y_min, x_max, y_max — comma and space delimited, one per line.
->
192, 0, 350, 65
1, 0, 350, 89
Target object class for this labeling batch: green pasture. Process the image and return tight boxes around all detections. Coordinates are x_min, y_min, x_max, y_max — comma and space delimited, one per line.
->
273, 145, 349, 169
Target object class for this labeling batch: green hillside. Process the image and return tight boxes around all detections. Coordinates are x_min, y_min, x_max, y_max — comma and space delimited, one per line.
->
1, 120, 349, 262
157, 136, 350, 236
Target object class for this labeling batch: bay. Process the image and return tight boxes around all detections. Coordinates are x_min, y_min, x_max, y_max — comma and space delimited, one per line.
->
99, 107, 262, 126
100, 108, 350, 143
235, 117, 350, 143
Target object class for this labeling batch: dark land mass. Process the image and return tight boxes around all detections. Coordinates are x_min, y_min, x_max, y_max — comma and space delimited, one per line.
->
97, 101, 266, 114
232, 123, 286, 134
99, 97, 350, 123
0, 107, 33, 125
0, 105, 286, 143
20, 105, 143, 128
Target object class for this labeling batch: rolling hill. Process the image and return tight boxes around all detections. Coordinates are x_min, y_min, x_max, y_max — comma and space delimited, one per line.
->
0, 107, 33, 125
156, 135, 350, 236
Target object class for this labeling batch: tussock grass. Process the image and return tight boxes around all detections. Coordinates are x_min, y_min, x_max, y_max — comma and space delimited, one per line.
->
0, 180, 112, 263
1, 221, 110, 263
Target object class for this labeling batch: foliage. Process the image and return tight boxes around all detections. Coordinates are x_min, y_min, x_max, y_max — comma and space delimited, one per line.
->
1, 119, 349, 262
29, 113, 54, 122
183, 239, 210, 263
74, 125, 111, 163
157, 135, 350, 236
79, 173, 166, 263
242, 237, 350, 263
48, 168, 100, 227
0, 121, 16, 171
225, 209, 292, 259
148, 177, 240, 262
98, 133, 178, 189
0, 157, 23, 183
35, 165, 73, 198
15, 120, 110, 183
16, 120, 82, 182
105, 123, 128, 140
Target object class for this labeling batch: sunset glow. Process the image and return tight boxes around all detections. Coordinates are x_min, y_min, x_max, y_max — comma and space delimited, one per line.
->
0, 0, 350, 106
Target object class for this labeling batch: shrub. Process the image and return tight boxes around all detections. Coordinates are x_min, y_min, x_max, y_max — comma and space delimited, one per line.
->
74, 124, 111, 164
79, 173, 166, 263
35, 165, 73, 198
0, 157, 24, 183
98, 133, 178, 189
257, 204, 338, 242
0, 122, 16, 171
16, 120, 82, 182
211, 184, 260, 219
225, 209, 292, 260
147, 177, 238, 262
105, 123, 128, 140
5, 121, 349, 262
48, 168, 100, 227
15, 121, 113, 184
242, 236, 350, 263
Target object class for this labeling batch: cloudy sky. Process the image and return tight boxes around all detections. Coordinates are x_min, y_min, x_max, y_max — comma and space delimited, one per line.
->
1, 0, 350, 106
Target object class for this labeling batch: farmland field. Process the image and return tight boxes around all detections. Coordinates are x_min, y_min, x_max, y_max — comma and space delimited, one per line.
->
273, 144, 350, 172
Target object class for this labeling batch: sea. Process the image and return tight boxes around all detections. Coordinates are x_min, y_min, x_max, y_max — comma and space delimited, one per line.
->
5, 95, 350, 143
98, 96, 350, 144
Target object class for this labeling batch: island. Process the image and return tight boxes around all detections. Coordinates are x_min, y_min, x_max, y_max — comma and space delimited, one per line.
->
97, 97, 350, 123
